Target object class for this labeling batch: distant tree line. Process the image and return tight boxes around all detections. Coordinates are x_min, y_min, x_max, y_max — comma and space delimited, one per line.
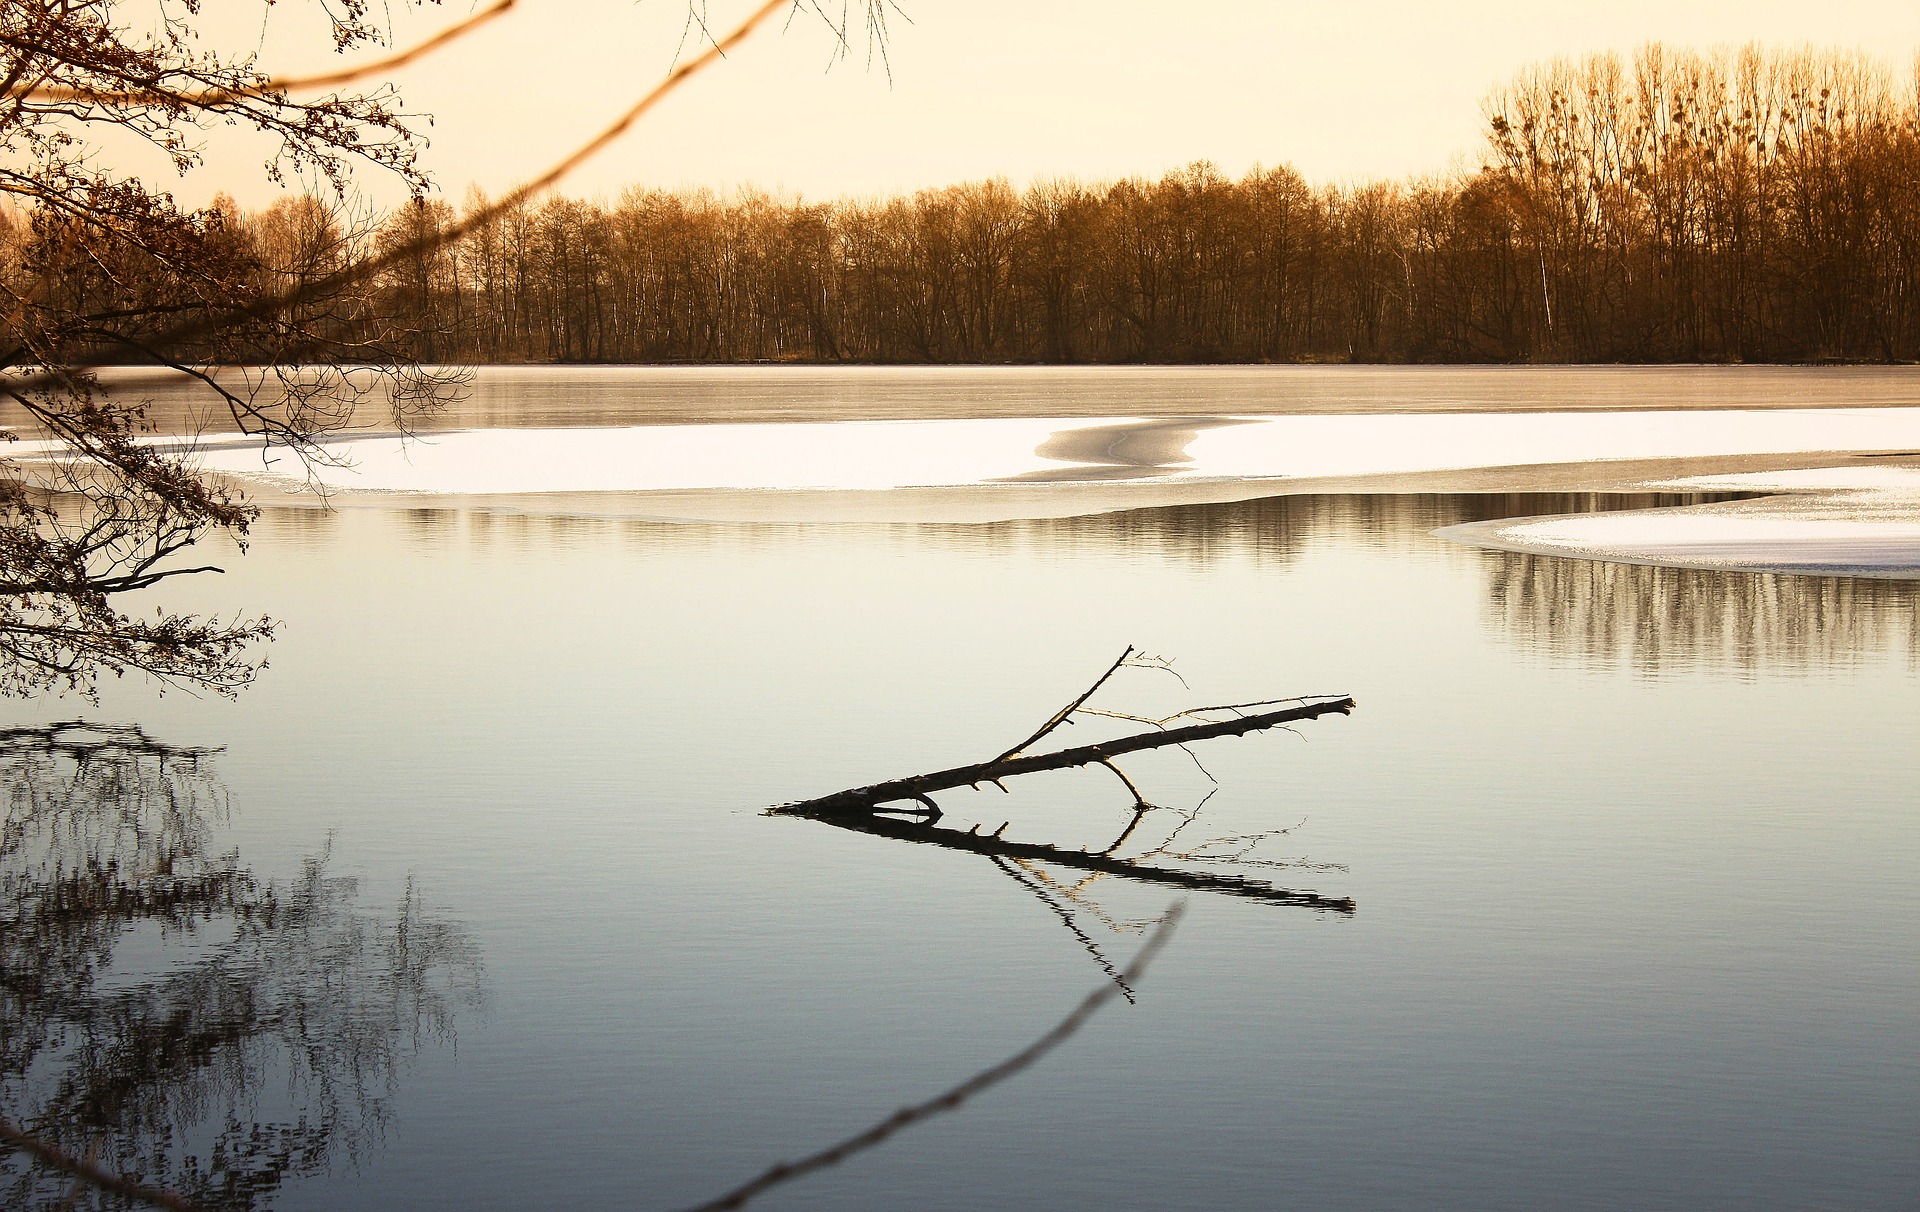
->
10, 43, 1920, 366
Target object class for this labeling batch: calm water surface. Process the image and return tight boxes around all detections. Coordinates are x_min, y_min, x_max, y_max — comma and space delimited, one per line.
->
5, 375, 1919, 1211
94, 362, 1920, 430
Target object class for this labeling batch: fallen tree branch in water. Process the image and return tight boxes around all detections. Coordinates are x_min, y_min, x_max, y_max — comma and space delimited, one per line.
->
989, 644, 1141, 762
771, 649, 1357, 912
677, 902, 1186, 1212
773, 695, 1355, 819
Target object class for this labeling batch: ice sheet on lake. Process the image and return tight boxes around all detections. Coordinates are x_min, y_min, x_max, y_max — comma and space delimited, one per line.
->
186, 407, 1920, 494
1438, 464, 1920, 578
195, 419, 1074, 493
1648, 466, 1920, 493
78, 406, 1920, 574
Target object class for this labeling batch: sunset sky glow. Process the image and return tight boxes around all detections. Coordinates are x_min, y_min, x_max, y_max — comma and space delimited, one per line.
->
137, 0, 1920, 208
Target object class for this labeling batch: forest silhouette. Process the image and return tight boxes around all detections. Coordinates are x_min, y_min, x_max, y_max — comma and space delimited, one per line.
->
18, 43, 1918, 367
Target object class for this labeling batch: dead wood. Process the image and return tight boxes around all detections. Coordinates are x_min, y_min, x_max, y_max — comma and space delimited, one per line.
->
771, 651, 1357, 913
989, 644, 1140, 762
774, 695, 1355, 819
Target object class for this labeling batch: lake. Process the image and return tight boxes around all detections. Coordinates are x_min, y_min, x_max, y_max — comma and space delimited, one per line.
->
4, 368, 1918, 1211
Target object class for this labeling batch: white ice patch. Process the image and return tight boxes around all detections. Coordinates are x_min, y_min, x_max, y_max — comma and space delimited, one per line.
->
1184, 409, 1920, 480
1451, 461, 1920, 575
183, 407, 1920, 496
193, 419, 1083, 493
1648, 466, 1920, 493
1502, 512, 1920, 548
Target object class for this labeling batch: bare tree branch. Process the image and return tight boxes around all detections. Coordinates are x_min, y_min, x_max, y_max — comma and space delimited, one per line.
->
992, 644, 1136, 762
8, 0, 793, 400
777, 694, 1356, 819
6, 0, 520, 106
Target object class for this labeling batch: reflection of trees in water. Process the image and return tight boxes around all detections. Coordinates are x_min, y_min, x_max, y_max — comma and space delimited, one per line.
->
948, 492, 1919, 675
0, 723, 483, 1212
954, 492, 1715, 566
266, 490, 1725, 571
1482, 553, 1920, 674
960, 493, 1461, 566
263, 490, 1919, 673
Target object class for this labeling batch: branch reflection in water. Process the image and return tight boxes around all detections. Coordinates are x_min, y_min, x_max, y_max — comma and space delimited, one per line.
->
803, 807, 1354, 915
981, 798, 1352, 1002
0, 722, 485, 1212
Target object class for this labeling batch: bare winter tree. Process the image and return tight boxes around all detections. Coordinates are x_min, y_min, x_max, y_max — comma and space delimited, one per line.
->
0, 0, 900, 700
213, 42, 1917, 371
0, 0, 475, 698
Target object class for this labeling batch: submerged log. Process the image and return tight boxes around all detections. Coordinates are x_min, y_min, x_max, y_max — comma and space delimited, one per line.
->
773, 695, 1356, 819
772, 649, 1358, 913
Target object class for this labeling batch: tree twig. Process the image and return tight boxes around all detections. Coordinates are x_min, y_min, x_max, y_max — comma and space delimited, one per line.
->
990, 855, 1139, 1001
991, 644, 1135, 762
8, 0, 520, 105
9, 0, 793, 400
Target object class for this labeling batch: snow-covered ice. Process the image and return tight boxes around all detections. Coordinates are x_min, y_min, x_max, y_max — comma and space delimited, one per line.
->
184, 408, 1920, 494
1441, 464, 1920, 577
25, 404, 1920, 575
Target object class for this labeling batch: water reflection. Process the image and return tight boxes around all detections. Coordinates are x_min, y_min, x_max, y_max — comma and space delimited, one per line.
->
989, 857, 1165, 1002
257, 490, 1919, 676
274, 490, 1713, 566
97, 364, 1920, 433
810, 808, 1353, 914
260, 507, 337, 542
1482, 552, 1920, 674
980, 804, 1352, 998
402, 507, 460, 534
962, 491, 1728, 566
0, 723, 483, 1212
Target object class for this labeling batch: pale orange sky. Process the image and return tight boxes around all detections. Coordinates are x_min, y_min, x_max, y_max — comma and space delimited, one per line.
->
136, 0, 1920, 210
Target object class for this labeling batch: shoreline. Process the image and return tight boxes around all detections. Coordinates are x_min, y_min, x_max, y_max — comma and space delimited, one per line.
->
73, 363, 1920, 432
